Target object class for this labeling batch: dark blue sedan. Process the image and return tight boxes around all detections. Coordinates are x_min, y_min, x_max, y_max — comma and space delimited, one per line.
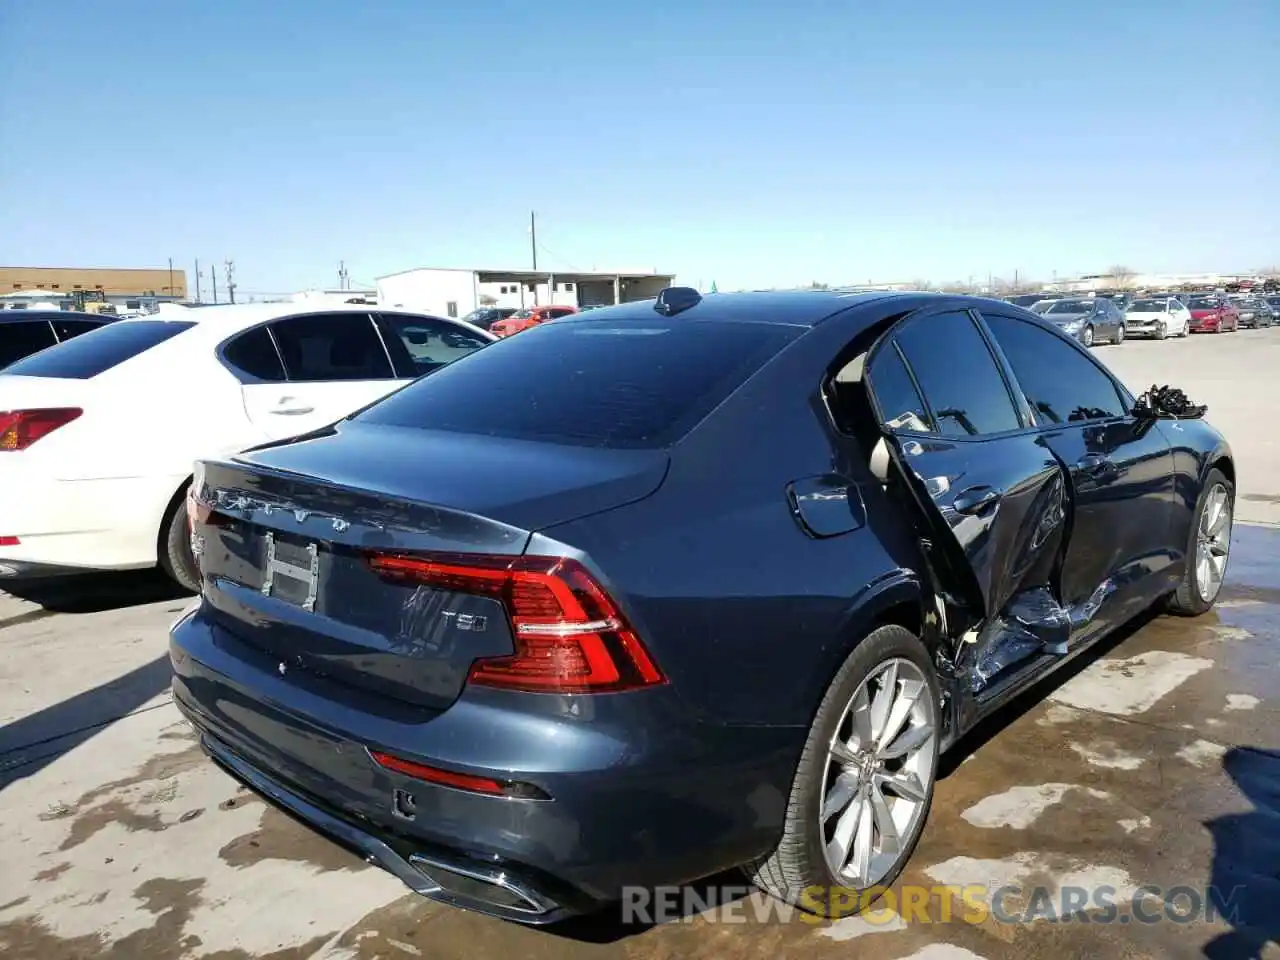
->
172, 288, 1235, 924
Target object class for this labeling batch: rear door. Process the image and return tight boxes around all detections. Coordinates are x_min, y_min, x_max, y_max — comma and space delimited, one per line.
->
865, 307, 1066, 620
238, 312, 406, 441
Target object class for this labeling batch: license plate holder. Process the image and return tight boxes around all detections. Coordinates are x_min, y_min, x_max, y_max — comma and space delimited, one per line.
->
261, 532, 320, 611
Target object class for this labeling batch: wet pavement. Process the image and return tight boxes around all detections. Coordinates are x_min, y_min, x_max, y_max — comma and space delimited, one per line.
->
1, 526, 1278, 960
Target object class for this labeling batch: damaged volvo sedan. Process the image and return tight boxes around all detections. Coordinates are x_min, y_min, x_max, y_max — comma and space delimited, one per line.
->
171, 288, 1234, 924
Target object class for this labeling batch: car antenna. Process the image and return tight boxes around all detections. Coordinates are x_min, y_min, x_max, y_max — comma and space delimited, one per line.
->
654, 287, 702, 317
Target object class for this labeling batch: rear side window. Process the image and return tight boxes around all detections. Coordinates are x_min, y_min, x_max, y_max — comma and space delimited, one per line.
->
0, 321, 58, 368
222, 325, 286, 381
356, 319, 800, 448
2, 321, 193, 379
867, 343, 933, 432
268, 312, 394, 382
891, 311, 1021, 437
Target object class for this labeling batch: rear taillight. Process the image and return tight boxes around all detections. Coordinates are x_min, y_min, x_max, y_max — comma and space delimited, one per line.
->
0, 408, 82, 451
0, 536, 19, 547
365, 552, 666, 694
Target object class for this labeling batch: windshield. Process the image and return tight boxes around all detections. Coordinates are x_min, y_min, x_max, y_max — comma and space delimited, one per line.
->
1044, 300, 1092, 316
1128, 300, 1168, 312
355, 318, 800, 448
1188, 298, 1219, 309
507, 309, 536, 319
2, 320, 194, 379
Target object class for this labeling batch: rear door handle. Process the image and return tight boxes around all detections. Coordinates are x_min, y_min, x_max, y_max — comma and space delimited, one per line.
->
272, 397, 315, 415
953, 485, 1001, 515
1075, 453, 1113, 477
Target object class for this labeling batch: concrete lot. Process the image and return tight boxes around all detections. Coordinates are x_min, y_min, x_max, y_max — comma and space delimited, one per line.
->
2, 330, 1278, 960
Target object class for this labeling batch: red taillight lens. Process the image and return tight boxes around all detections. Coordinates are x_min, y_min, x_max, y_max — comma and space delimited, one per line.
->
365, 552, 666, 694
0, 408, 82, 451
0, 536, 19, 547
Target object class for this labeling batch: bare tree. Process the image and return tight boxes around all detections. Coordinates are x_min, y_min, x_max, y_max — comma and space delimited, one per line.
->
1108, 265, 1137, 290
939, 280, 977, 294
908, 278, 933, 292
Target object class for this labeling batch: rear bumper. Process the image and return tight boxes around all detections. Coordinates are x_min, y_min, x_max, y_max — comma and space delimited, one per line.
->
0, 471, 187, 574
170, 608, 803, 919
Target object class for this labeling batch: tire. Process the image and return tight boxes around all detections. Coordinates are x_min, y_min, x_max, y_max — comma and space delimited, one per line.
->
159, 491, 200, 594
1082, 325, 1095, 347
749, 624, 940, 916
1113, 323, 1125, 345
1154, 321, 1166, 340
1167, 467, 1233, 617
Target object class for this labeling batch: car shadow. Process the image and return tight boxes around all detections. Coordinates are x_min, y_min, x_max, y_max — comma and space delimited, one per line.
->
0, 654, 174, 791
542, 869, 753, 943
1202, 746, 1280, 959
1, 569, 191, 617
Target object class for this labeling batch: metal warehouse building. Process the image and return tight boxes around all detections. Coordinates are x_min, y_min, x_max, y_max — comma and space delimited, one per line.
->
375, 267, 675, 319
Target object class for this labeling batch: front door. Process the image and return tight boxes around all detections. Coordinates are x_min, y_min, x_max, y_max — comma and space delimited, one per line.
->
980, 312, 1178, 631
864, 308, 1068, 622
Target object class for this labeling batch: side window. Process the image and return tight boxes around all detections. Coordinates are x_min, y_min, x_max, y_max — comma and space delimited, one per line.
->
867, 343, 932, 432
892, 311, 1021, 437
0, 321, 58, 367
222, 325, 286, 382
982, 314, 1126, 424
52, 318, 101, 340
268, 312, 393, 382
376, 313, 489, 378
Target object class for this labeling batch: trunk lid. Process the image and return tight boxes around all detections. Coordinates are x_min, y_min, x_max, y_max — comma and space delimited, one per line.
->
193, 420, 669, 712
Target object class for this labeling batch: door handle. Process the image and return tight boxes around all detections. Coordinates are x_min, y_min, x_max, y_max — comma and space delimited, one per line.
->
1075, 453, 1113, 477
953, 485, 1001, 515
272, 397, 315, 415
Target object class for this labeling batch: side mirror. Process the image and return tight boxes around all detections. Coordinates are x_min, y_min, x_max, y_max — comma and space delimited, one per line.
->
1132, 384, 1207, 421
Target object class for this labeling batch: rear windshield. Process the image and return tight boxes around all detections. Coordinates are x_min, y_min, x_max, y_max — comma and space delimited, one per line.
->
355, 318, 800, 448
1, 320, 194, 379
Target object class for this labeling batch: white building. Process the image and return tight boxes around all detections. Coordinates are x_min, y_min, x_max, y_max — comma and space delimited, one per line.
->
375, 267, 675, 319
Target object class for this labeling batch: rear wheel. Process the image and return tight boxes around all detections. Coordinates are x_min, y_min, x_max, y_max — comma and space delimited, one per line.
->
1167, 468, 1233, 616
159, 492, 200, 594
749, 624, 940, 915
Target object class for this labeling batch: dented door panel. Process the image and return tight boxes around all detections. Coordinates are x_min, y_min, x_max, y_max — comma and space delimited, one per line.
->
888, 433, 1067, 620
1037, 417, 1178, 627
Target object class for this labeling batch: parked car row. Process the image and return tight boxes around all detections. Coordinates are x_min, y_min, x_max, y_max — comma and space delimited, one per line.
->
1001, 291, 1279, 346
460, 304, 579, 337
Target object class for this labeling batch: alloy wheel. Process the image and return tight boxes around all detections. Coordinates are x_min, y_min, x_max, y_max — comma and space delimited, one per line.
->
1114, 324, 1125, 344
819, 659, 936, 888
1195, 483, 1232, 604
1082, 325, 1095, 347
1155, 321, 1166, 340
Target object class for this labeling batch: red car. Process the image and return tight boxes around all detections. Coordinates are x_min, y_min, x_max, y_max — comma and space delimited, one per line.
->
1187, 296, 1240, 333
489, 305, 578, 338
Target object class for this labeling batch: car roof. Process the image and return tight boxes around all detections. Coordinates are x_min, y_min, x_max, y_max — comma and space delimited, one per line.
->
1, 310, 103, 323
106, 302, 449, 335
566, 289, 917, 328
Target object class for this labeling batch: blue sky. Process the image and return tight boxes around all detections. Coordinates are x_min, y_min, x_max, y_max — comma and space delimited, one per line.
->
2, 0, 1276, 295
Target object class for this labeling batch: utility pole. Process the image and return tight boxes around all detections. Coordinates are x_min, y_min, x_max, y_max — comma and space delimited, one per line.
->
168, 257, 175, 301
211, 263, 219, 304
530, 210, 537, 271
195, 258, 201, 302
224, 260, 236, 304
338, 261, 349, 290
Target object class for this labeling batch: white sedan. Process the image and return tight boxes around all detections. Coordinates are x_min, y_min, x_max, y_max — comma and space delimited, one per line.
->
0, 304, 493, 589
1123, 296, 1191, 339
